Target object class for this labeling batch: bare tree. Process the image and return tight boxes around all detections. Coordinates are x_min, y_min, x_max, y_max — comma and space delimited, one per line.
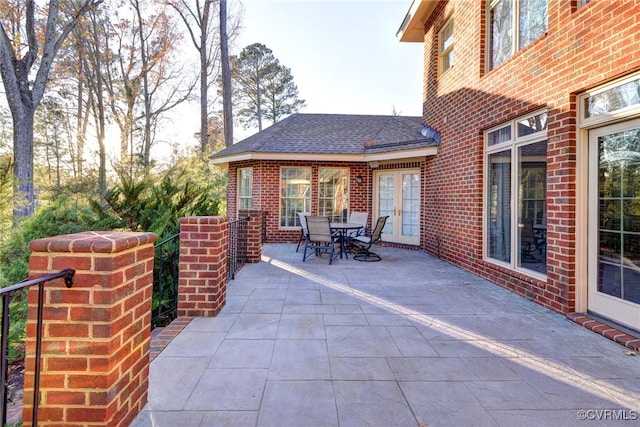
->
220, 0, 232, 147
0, 0, 103, 218
169, 0, 241, 157
78, 7, 108, 195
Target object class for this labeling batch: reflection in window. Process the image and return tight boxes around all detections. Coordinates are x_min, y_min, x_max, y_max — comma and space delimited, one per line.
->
280, 167, 311, 227
585, 78, 640, 119
490, 0, 547, 69
318, 168, 349, 222
485, 110, 547, 275
489, 150, 512, 262
238, 167, 253, 209
598, 128, 640, 304
488, 125, 511, 146
518, 140, 547, 273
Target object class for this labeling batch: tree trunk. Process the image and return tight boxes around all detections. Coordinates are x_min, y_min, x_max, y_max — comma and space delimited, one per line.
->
200, 0, 211, 157
12, 109, 35, 218
220, 0, 232, 148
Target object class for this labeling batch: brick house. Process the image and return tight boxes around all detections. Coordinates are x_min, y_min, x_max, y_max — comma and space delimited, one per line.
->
210, 113, 439, 243
212, 0, 640, 333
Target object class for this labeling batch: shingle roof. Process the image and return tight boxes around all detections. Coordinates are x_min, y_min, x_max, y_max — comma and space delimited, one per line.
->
210, 113, 439, 160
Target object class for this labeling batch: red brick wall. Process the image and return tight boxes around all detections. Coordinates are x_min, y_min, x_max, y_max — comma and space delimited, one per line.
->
419, 0, 640, 314
228, 160, 375, 242
178, 216, 227, 317
25, 231, 157, 427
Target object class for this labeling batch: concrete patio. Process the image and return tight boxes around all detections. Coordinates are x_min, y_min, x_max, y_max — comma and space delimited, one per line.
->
132, 244, 640, 427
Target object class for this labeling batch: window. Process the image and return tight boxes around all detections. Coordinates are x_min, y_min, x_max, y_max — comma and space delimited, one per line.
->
485, 110, 548, 276
489, 0, 547, 70
583, 75, 640, 121
439, 18, 454, 73
280, 167, 311, 227
318, 168, 349, 222
238, 167, 253, 209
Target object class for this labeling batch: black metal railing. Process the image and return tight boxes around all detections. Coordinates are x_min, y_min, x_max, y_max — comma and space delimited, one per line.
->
228, 217, 249, 280
262, 211, 267, 243
0, 269, 75, 427
152, 234, 180, 328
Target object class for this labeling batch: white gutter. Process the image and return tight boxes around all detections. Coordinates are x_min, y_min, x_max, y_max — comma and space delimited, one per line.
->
209, 146, 439, 169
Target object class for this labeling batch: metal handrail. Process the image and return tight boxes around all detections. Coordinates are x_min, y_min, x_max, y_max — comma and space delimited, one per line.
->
152, 233, 180, 327
228, 217, 249, 280
0, 268, 75, 427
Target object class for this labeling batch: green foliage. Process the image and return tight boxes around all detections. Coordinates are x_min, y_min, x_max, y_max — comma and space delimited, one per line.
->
0, 195, 103, 362
0, 156, 227, 361
95, 161, 223, 241
0, 153, 14, 242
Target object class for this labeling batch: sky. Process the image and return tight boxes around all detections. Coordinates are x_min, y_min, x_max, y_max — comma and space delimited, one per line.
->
234, 0, 424, 122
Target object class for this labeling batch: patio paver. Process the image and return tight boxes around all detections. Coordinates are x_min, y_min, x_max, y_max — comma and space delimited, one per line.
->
132, 244, 640, 427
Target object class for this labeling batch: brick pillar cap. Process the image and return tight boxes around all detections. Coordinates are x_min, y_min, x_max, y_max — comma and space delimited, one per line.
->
179, 216, 226, 225
29, 231, 158, 253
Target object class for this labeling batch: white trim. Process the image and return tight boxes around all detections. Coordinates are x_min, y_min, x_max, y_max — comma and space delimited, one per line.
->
577, 71, 640, 318
279, 166, 312, 230
578, 71, 640, 128
397, 0, 438, 43
587, 119, 640, 330
439, 17, 454, 75
483, 109, 548, 279
210, 147, 438, 168
237, 167, 253, 213
575, 126, 589, 312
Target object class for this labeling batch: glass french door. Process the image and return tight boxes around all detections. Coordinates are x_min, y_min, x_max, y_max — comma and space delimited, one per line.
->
588, 119, 640, 331
374, 170, 420, 245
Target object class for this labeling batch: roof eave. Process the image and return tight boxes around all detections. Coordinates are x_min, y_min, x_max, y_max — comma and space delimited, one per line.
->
396, 0, 438, 43
209, 146, 439, 168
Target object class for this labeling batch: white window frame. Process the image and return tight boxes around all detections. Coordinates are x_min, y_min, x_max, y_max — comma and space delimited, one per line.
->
578, 71, 640, 128
280, 167, 311, 228
237, 167, 253, 210
575, 72, 640, 312
439, 18, 454, 74
488, 0, 548, 70
484, 109, 548, 279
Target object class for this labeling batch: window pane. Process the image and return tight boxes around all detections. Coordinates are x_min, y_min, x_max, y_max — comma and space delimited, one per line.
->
519, 0, 547, 50
598, 128, 640, 303
517, 112, 547, 137
518, 139, 547, 274
490, 0, 513, 69
488, 126, 511, 146
441, 21, 454, 51
318, 168, 349, 222
238, 168, 253, 209
440, 20, 454, 72
585, 79, 640, 118
488, 149, 512, 262
280, 167, 311, 227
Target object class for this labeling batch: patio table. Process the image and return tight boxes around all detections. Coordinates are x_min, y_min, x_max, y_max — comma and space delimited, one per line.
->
330, 222, 364, 259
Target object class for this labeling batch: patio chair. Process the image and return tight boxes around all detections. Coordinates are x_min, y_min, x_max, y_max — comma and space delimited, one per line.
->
349, 215, 388, 262
296, 212, 310, 252
348, 211, 369, 237
302, 215, 340, 264
520, 218, 543, 261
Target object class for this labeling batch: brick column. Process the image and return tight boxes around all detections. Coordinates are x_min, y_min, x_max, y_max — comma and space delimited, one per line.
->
239, 209, 264, 263
178, 216, 227, 317
25, 231, 157, 427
